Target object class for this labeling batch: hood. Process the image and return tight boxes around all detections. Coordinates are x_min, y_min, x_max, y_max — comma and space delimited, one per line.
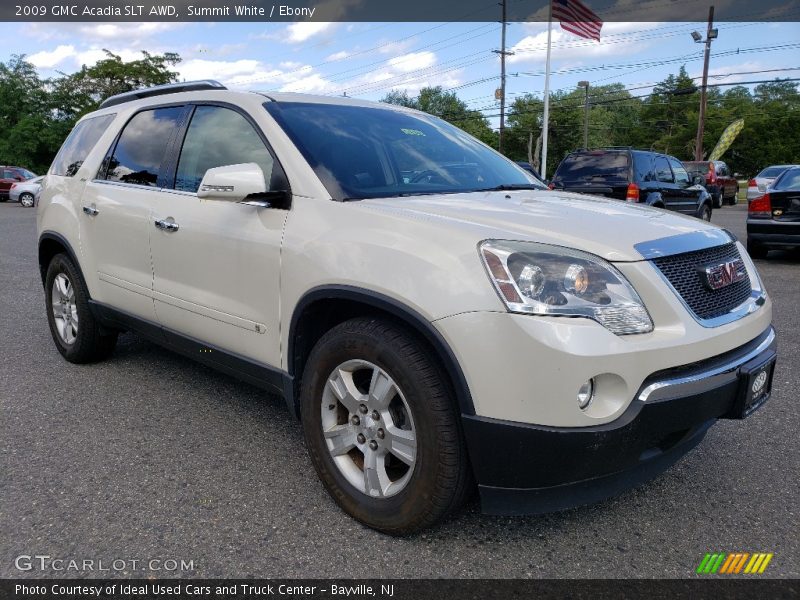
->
359, 190, 720, 262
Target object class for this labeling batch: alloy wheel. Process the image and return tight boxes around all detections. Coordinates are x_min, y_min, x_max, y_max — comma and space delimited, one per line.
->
321, 359, 417, 498
51, 273, 78, 345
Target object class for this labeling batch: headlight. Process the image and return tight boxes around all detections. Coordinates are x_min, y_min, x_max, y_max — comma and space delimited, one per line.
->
479, 240, 653, 335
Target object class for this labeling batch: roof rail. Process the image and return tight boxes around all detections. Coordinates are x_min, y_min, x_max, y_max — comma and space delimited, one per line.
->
98, 80, 227, 109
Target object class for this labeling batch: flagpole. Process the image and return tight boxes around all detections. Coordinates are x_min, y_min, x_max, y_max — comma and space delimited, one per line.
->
541, 0, 553, 179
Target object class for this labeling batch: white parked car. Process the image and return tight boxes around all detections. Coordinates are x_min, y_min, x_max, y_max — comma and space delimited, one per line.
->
747, 164, 800, 201
37, 82, 776, 534
10, 175, 43, 207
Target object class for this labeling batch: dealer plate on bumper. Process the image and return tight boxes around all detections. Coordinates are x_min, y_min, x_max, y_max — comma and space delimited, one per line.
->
728, 352, 776, 419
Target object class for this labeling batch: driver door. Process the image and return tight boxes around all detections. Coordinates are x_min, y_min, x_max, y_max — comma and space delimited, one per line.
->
148, 104, 288, 369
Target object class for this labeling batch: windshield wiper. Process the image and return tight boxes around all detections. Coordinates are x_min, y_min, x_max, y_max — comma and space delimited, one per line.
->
474, 184, 543, 192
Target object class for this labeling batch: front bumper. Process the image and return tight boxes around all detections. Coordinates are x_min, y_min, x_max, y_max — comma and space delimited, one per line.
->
747, 219, 800, 247
462, 327, 776, 515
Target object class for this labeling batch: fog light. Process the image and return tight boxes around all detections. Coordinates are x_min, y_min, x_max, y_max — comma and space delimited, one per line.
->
577, 379, 594, 409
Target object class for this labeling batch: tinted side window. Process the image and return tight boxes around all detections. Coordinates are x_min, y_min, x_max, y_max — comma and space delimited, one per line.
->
632, 153, 653, 181
654, 157, 673, 183
669, 158, 690, 185
51, 114, 115, 177
552, 151, 629, 182
174, 106, 274, 193
106, 107, 183, 187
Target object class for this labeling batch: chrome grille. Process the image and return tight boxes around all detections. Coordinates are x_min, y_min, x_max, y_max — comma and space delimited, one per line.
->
652, 243, 752, 320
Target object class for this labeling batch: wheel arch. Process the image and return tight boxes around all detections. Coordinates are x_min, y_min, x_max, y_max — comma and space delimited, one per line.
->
38, 231, 83, 288
287, 285, 475, 419
643, 192, 665, 209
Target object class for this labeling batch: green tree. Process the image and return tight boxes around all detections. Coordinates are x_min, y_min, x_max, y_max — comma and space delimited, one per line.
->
51, 49, 180, 119
0, 55, 51, 170
381, 86, 497, 146
0, 51, 181, 173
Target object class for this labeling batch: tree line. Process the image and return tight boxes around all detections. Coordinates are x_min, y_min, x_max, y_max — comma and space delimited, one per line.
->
2, 51, 798, 178
383, 67, 800, 177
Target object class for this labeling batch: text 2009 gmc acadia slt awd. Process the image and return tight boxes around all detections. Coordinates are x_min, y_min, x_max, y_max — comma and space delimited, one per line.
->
37, 81, 776, 534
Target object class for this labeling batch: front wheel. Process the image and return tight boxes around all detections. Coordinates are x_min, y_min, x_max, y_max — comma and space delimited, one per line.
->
300, 317, 472, 535
699, 204, 712, 221
19, 193, 35, 207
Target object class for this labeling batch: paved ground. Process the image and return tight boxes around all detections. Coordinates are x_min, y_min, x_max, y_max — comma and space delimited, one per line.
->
1, 200, 798, 579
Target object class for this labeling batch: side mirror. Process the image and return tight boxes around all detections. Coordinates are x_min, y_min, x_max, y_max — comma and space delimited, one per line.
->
198, 163, 267, 203
692, 175, 704, 186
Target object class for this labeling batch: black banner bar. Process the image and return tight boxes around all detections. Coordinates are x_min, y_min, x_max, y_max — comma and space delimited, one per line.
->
3, 0, 800, 22
2, 579, 799, 600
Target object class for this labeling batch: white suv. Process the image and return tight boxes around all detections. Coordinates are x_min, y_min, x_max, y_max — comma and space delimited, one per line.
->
37, 81, 776, 534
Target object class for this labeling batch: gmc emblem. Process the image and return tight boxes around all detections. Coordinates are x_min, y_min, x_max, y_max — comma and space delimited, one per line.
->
700, 258, 747, 291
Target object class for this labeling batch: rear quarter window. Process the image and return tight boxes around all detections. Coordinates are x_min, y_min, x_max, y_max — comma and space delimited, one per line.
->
50, 114, 116, 177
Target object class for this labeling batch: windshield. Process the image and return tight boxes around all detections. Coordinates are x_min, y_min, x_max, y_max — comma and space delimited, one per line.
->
264, 102, 543, 200
683, 162, 710, 175
552, 151, 630, 182
772, 168, 800, 190
758, 166, 795, 178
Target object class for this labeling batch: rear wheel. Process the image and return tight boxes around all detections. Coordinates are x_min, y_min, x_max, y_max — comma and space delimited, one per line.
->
45, 253, 118, 363
712, 192, 723, 209
747, 239, 768, 259
300, 317, 472, 535
727, 190, 738, 205
19, 193, 35, 207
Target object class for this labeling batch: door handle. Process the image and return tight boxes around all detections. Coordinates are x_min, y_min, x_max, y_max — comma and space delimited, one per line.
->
82, 206, 99, 216
154, 218, 179, 232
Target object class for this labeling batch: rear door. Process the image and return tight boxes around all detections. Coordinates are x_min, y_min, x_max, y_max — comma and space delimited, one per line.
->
667, 157, 701, 215
80, 105, 185, 321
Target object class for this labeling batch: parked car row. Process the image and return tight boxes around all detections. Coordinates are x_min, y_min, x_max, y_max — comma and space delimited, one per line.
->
747, 165, 800, 258
549, 148, 714, 221
1, 165, 39, 206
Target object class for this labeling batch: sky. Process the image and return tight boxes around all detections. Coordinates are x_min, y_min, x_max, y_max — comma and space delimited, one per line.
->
1, 19, 798, 130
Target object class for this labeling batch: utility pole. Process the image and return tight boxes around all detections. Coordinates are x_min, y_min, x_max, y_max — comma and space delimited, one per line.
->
493, 0, 513, 155
578, 81, 590, 148
695, 5, 715, 160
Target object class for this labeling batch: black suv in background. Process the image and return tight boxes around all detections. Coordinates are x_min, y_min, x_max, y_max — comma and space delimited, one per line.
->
550, 148, 713, 220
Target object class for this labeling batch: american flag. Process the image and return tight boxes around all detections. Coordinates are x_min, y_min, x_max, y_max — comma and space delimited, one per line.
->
552, 0, 603, 41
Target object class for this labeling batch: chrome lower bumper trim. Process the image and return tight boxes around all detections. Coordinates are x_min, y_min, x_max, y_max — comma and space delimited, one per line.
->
638, 328, 776, 403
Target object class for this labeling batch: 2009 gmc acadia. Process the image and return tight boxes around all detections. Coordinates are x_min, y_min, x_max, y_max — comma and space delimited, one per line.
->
37, 81, 777, 534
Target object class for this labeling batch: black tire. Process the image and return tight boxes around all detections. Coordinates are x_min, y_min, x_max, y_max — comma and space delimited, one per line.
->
45, 253, 118, 363
728, 191, 738, 206
747, 239, 768, 260
300, 317, 472, 535
712, 192, 723, 209
699, 204, 712, 221
19, 192, 35, 207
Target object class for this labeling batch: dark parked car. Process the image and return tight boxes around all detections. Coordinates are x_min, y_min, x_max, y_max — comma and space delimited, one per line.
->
515, 161, 543, 181
683, 160, 738, 207
550, 148, 713, 220
747, 166, 800, 258
0, 166, 37, 201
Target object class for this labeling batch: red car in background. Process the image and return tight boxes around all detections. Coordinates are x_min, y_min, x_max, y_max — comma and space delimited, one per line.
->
0, 166, 37, 201
682, 160, 738, 208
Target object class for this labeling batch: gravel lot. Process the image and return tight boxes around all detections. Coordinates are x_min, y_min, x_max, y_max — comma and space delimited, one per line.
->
1, 200, 798, 578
